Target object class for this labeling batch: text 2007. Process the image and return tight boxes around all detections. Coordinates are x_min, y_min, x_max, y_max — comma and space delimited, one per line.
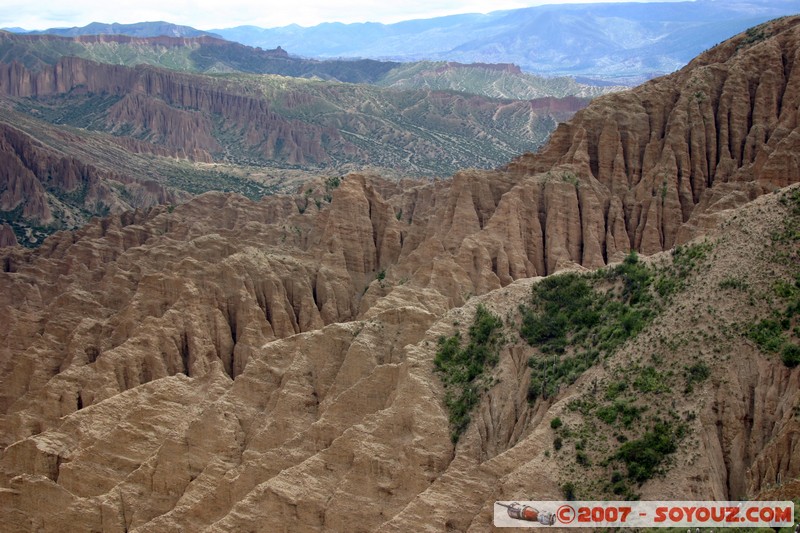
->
577, 506, 633, 523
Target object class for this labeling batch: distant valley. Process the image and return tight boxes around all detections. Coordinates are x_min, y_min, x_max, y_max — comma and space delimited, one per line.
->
1, 15, 799, 530
10, 0, 800, 83
0, 31, 602, 246
211, 0, 800, 81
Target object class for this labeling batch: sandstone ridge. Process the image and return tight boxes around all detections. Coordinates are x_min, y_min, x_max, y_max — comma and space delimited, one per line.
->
0, 121, 183, 246
1, 179, 797, 531
1, 18, 800, 532
507, 16, 800, 253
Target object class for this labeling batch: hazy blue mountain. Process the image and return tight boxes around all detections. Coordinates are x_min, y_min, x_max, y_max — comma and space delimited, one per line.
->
213, 0, 800, 81
17, 21, 220, 39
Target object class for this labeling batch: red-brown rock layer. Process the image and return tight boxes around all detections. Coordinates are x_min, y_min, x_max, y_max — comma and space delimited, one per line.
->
0, 223, 16, 246
0, 57, 357, 165
507, 16, 800, 253
1, 17, 800, 532
0, 122, 181, 243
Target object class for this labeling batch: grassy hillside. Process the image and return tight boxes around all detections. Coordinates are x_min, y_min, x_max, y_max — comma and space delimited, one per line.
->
430, 185, 800, 505
378, 62, 626, 99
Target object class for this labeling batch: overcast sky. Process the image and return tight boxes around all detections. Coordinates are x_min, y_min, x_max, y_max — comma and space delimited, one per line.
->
1, 0, 690, 31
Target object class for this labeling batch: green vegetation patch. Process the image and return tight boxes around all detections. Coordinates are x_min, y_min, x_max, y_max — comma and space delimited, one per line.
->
15, 92, 122, 130
683, 361, 711, 393
654, 241, 713, 298
748, 318, 788, 353
718, 276, 748, 291
522, 250, 673, 402
165, 163, 276, 200
520, 246, 714, 500
751, 188, 800, 367
434, 304, 504, 443
614, 421, 685, 484
633, 366, 670, 394
595, 400, 643, 428
522, 245, 715, 404
737, 24, 769, 51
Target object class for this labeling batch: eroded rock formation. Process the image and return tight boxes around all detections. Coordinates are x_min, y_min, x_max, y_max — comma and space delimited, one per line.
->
0, 122, 183, 246
1, 17, 799, 532
508, 16, 800, 253
0, 57, 351, 166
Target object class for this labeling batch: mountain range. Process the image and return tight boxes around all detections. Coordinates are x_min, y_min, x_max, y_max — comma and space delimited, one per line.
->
0, 30, 622, 98
212, 0, 800, 81
11, 21, 219, 39
9, 0, 800, 82
0, 14, 799, 531
0, 31, 602, 246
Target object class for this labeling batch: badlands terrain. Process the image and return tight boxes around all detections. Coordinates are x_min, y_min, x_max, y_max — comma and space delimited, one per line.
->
0, 14, 799, 533
0, 29, 604, 247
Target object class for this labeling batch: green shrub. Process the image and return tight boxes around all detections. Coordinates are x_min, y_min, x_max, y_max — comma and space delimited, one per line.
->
611, 480, 628, 495
615, 422, 681, 483
520, 273, 596, 352
684, 361, 711, 392
521, 311, 568, 348
748, 319, 786, 353
775, 280, 797, 298
633, 366, 669, 394
550, 417, 563, 430
325, 176, 341, 190
718, 277, 748, 291
605, 380, 628, 401
654, 276, 679, 298
596, 404, 617, 425
782, 344, 800, 368
596, 401, 642, 428
576, 450, 591, 467
434, 304, 503, 442
469, 305, 504, 346
614, 251, 653, 305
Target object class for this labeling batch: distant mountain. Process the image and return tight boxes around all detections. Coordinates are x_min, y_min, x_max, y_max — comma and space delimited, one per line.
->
0, 31, 620, 97
0, 32, 399, 83
16, 21, 219, 39
213, 0, 800, 81
0, 49, 589, 243
377, 62, 627, 99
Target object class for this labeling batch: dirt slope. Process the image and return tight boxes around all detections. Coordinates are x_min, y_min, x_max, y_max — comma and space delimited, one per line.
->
1, 17, 799, 532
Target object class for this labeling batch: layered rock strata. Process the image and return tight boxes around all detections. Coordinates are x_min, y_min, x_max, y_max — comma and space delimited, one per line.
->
1, 17, 800, 532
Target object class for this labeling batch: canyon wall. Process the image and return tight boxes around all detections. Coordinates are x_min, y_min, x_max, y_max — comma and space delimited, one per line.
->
1, 16, 799, 532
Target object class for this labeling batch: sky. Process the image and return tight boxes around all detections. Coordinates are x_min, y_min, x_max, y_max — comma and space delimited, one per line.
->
1, 0, 690, 31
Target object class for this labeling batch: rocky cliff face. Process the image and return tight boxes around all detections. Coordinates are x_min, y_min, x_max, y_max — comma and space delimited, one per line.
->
0, 176, 796, 532
0, 57, 349, 166
0, 49, 589, 244
1, 17, 799, 532
507, 16, 800, 254
0, 54, 571, 176
0, 122, 183, 246
0, 223, 16, 246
